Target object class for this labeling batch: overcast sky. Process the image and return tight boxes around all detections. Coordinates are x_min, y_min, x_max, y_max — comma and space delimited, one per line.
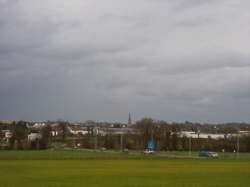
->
0, 0, 250, 123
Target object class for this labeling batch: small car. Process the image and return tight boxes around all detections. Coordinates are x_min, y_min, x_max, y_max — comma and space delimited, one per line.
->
143, 149, 154, 154
199, 152, 218, 158
123, 148, 129, 153
208, 152, 218, 158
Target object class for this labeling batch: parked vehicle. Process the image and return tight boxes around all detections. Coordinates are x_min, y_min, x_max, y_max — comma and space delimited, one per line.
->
143, 149, 154, 155
123, 148, 129, 153
199, 152, 218, 158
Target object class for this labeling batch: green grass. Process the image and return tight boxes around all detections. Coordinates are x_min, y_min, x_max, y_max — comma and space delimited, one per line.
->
0, 150, 250, 186
0, 150, 250, 160
0, 159, 250, 187
0, 150, 127, 160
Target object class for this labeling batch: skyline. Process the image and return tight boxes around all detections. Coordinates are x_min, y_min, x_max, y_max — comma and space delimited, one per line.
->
1, 0, 250, 123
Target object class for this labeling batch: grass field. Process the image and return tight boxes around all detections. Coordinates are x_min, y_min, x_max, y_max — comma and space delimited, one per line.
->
0, 159, 250, 187
0, 150, 250, 187
0, 149, 250, 160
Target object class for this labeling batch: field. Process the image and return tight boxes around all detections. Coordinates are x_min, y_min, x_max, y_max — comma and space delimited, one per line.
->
0, 150, 250, 187
1, 149, 250, 160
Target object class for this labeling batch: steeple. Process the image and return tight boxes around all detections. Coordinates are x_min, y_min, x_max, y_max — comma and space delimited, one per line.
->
128, 112, 132, 125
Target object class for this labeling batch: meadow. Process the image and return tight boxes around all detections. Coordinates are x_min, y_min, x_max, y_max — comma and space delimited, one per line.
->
0, 150, 250, 187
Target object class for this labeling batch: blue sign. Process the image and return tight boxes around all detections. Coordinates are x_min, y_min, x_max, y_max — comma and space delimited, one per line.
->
147, 140, 156, 150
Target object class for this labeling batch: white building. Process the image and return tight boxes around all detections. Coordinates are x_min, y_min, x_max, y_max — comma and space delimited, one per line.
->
180, 131, 227, 139
28, 133, 42, 141
33, 123, 46, 129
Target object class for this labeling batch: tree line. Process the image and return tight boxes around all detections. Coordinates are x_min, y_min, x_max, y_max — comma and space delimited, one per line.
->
1, 119, 250, 152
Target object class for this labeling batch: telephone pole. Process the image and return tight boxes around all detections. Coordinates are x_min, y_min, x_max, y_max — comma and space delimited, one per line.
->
120, 134, 123, 151
237, 133, 240, 158
189, 136, 192, 157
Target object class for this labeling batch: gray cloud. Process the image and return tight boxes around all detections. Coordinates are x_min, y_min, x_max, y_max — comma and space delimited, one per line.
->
0, 0, 250, 123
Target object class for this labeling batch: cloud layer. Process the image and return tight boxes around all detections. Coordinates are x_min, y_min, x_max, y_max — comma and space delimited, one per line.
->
1, 0, 250, 123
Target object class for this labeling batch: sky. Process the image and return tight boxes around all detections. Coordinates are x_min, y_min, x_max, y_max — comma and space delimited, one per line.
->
0, 0, 250, 123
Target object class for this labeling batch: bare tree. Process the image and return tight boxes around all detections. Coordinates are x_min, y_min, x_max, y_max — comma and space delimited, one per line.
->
10, 121, 28, 149
58, 121, 69, 141
40, 125, 52, 148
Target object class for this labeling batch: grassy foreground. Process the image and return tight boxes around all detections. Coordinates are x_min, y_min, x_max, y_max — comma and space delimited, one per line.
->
0, 159, 250, 187
0, 150, 250, 187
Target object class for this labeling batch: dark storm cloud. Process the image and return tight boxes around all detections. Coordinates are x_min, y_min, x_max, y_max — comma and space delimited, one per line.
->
0, 0, 250, 122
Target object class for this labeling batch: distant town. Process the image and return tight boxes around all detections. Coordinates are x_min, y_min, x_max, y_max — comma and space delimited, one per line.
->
1, 115, 250, 152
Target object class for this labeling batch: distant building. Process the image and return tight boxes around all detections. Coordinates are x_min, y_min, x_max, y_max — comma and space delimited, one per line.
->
28, 133, 42, 141
33, 123, 46, 129
239, 130, 250, 134
51, 131, 59, 137
0, 120, 19, 125
2, 130, 12, 142
5, 131, 12, 139
68, 126, 88, 136
180, 131, 228, 139
128, 112, 132, 125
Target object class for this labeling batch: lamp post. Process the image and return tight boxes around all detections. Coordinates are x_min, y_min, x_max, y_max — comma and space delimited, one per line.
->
237, 133, 240, 159
189, 136, 192, 157
93, 127, 98, 151
120, 134, 123, 151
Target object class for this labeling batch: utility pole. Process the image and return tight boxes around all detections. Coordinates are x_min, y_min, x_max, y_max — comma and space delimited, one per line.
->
237, 133, 240, 158
94, 135, 97, 151
189, 136, 192, 157
93, 127, 98, 151
120, 134, 123, 151
151, 126, 154, 142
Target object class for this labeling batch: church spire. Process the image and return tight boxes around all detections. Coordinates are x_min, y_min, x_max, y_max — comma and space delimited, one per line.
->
128, 112, 132, 125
